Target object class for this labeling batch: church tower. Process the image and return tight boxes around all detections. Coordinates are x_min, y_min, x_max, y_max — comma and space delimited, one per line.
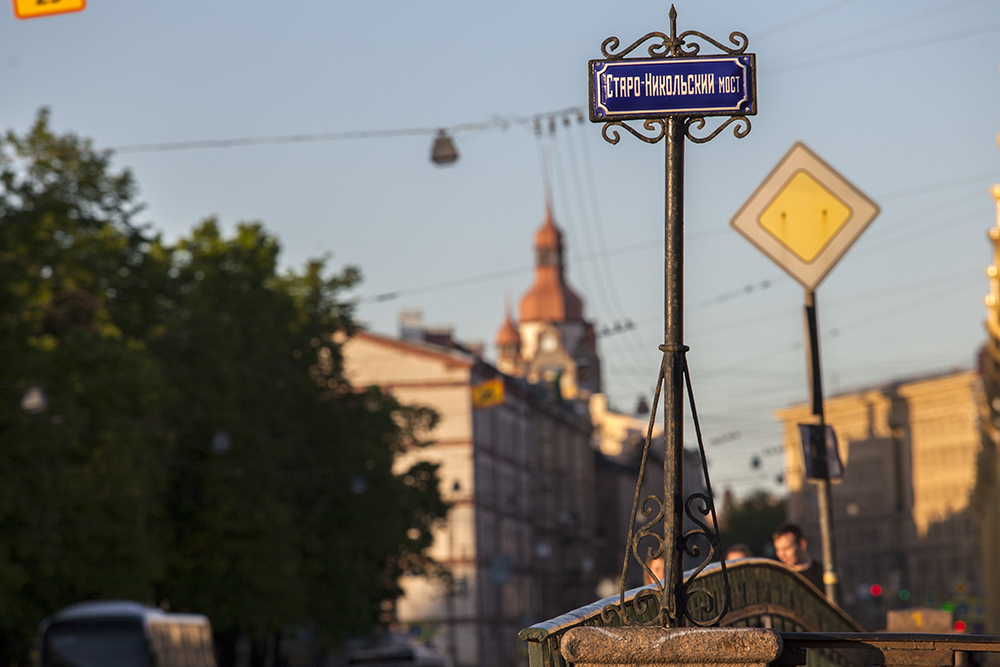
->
498, 206, 601, 399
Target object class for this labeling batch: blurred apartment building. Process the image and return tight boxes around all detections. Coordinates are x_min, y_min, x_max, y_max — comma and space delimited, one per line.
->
341, 208, 680, 667
974, 183, 1000, 632
343, 329, 594, 667
777, 369, 982, 631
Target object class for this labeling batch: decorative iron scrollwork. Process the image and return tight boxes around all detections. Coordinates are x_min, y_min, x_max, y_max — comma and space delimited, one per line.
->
601, 32, 680, 60
678, 355, 730, 626
685, 116, 751, 144
601, 347, 730, 628
601, 355, 669, 627
677, 30, 749, 56
602, 119, 668, 145
599, 7, 748, 61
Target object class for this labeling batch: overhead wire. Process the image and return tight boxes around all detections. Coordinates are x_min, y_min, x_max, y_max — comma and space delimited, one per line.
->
572, 118, 667, 371
534, 118, 554, 209
560, 118, 620, 322
91, 0, 987, 184
99, 59, 994, 426
772, 0, 988, 63
97, 5, 996, 158
559, 117, 656, 374
549, 119, 664, 388
545, 116, 600, 307
699, 275, 977, 388
356, 165, 994, 361
79, 4, 995, 496
108, 105, 583, 155
543, 126, 652, 380
357, 263, 533, 304
628, 190, 993, 349
753, 0, 863, 41
855, 204, 989, 258
878, 170, 998, 201
765, 21, 1000, 76
604, 266, 981, 396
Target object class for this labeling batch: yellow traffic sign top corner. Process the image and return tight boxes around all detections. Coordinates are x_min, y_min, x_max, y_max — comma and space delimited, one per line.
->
13, 0, 85, 20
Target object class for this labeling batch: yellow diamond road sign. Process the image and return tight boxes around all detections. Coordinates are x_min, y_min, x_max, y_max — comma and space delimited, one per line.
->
731, 142, 880, 290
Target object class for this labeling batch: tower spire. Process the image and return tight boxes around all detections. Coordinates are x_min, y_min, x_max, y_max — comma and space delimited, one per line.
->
519, 208, 582, 322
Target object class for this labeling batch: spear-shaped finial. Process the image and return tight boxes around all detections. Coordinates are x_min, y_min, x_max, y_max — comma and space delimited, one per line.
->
669, 6, 679, 56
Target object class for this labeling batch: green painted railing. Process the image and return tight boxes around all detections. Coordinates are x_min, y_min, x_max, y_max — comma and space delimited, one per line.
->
519, 559, 864, 667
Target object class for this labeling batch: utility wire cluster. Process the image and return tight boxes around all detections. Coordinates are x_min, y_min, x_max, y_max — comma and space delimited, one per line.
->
110, 106, 586, 156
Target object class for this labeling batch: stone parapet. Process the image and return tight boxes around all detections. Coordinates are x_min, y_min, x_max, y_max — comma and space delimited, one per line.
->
560, 626, 784, 667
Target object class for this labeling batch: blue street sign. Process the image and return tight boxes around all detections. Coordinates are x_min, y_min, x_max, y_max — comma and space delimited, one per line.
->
589, 55, 756, 121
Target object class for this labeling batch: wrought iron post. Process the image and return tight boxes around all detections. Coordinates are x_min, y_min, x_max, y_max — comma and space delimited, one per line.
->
661, 114, 686, 625
589, 6, 755, 628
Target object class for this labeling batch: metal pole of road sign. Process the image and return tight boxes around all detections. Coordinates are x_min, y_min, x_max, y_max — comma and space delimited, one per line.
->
732, 142, 880, 607
589, 6, 756, 629
803, 289, 839, 604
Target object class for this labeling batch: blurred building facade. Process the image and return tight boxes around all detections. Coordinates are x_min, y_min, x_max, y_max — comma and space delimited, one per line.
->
973, 183, 1000, 632
776, 370, 983, 630
341, 207, 707, 665
342, 330, 595, 667
494, 207, 708, 592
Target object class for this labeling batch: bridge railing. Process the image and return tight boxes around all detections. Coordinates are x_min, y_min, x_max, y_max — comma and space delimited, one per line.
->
519, 559, 864, 667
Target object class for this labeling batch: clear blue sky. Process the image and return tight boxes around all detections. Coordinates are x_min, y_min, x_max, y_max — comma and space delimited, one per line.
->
3, 0, 999, 499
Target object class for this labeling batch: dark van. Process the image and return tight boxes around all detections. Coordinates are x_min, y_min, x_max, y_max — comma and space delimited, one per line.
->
347, 644, 449, 667
38, 601, 216, 667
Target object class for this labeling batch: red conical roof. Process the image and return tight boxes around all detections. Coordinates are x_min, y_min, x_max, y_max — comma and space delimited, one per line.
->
496, 310, 521, 347
519, 207, 584, 323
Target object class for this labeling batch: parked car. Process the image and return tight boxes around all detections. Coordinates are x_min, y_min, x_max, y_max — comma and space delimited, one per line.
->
38, 600, 216, 667
347, 643, 449, 667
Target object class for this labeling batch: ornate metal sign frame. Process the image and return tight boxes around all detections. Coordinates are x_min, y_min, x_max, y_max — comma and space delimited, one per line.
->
590, 6, 754, 629
590, 7, 757, 146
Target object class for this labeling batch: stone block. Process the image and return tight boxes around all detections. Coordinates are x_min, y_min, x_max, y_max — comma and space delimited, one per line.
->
560, 626, 784, 667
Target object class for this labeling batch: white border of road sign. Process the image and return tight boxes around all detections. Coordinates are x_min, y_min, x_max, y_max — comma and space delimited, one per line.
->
730, 141, 880, 291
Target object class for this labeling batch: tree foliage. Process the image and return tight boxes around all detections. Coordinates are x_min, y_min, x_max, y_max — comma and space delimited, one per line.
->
0, 110, 446, 663
720, 489, 786, 559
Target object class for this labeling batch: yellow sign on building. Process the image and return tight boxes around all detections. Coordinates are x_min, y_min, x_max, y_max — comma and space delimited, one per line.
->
471, 377, 505, 410
731, 142, 880, 290
13, 0, 85, 19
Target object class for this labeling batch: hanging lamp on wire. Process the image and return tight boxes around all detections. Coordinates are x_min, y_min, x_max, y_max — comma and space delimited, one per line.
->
430, 129, 458, 165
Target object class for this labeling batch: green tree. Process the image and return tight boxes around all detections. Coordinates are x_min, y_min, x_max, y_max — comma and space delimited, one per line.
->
720, 489, 786, 559
0, 109, 171, 660
153, 220, 448, 647
0, 110, 448, 665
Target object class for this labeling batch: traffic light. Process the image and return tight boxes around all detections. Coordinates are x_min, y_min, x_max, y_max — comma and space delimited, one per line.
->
869, 583, 883, 597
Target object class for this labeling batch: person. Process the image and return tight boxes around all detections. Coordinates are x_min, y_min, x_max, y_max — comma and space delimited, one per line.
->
725, 543, 752, 561
772, 522, 824, 591
643, 556, 664, 585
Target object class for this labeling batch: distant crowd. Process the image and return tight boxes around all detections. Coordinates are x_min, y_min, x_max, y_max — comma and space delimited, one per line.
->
725, 522, 824, 591
645, 522, 825, 592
